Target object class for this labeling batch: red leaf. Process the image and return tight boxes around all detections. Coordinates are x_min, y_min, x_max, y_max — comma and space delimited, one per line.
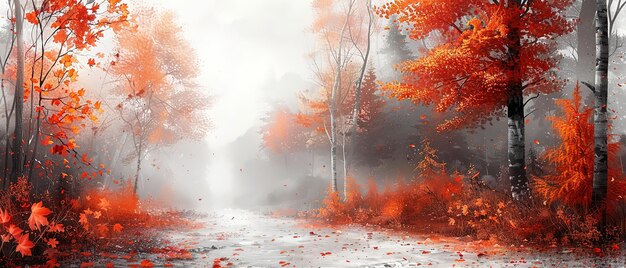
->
28, 201, 52, 230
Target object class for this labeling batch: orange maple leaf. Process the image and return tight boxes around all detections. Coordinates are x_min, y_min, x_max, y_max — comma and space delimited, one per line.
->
16, 234, 34, 257
49, 222, 65, 233
53, 29, 68, 44
88, 58, 96, 67
79, 213, 89, 227
28, 201, 52, 230
7, 224, 23, 239
98, 198, 111, 211
47, 238, 60, 248
0, 207, 10, 223
25, 11, 38, 25
1, 234, 11, 242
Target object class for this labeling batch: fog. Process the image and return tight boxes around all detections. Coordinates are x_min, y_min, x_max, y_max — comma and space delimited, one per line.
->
4, 1, 626, 266
140, 0, 626, 211
4, 1, 625, 212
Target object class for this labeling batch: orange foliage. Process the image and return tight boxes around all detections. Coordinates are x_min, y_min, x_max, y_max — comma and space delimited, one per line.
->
314, 171, 607, 246
1, 0, 130, 182
317, 144, 464, 227
111, 9, 210, 146
28, 201, 52, 230
375, 0, 574, 131
416, 139, 446, 178
76, 183, 200, 236
15, 234, 34, 257
261, 107, 307, 153
534, 85, 626, 209
296, 0, 379, 148
317, 173, 461, 226
0, 177, 200, 263
109, 8, 210, 193
314, 137, 625, 246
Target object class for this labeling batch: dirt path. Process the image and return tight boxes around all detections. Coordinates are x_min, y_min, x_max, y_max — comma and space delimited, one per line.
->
64, 209, 624, 267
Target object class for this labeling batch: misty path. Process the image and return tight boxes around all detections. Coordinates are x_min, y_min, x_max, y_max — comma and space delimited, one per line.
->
73, 209, 623, 267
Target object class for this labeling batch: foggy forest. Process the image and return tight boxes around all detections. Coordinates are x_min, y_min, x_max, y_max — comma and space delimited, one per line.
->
1, 0, 626, 267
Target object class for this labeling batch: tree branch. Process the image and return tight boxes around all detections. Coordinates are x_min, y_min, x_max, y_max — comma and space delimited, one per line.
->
580, 81, 596, 93
524, 108, 537, 119
523, 93, 540, 107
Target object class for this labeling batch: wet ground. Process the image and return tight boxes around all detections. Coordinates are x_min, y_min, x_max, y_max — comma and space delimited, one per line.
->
62, 209, 626, 267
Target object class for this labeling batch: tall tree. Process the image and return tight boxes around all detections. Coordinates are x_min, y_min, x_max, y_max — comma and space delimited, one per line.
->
591, 0, 610, 234
111, 9, 210, 195
351, 68, 391, 169
3, 0, 129, 188
344, 0, 375, 199
376, 0, 574, 200
577, 0, 625, 83
300, 0, 373, 194
9, 0, 24, 184
0, 5, 16, 184
578, 0, 626, 236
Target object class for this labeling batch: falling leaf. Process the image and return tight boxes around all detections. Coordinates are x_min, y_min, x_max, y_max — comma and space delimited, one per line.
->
28, 201, 52, 230
25, 11, 38, 24
98, 198, 111, 211
47, 238, 60, 248
15, 234, 34, 257
49, 222, 65, 233
79, 213, 89, 227
7, 224, 23, 239
1, 234, 11, 243
0, 208, 10, 223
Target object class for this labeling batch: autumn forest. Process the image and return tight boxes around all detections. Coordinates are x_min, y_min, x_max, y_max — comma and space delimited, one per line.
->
1, 0, 626, 267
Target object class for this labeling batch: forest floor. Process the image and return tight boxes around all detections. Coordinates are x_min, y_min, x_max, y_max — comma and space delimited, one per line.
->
62, 209, 626, 267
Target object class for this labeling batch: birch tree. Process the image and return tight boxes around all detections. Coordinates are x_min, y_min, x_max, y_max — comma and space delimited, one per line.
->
343, 0, 375, 199
302, 0, 375, 196
581, 0, 625, 236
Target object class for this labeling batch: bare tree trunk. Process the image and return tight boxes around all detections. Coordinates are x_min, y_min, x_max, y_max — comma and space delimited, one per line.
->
328, 4, 353, 194
104, 132, 128, 189
578, 0, 597, 83
342, 131, 347, 183
591, 0, 609, 236
27, 97, 43, 181
10, 0, 24, 183
507, 2, 529, 201
343, 0, 373, 200
133, 141, 143, 195
2, 79, 12, 188
329, 69, 340, 193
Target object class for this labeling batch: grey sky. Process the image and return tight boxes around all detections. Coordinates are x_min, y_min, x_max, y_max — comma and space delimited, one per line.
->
152, 0, 314, 147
